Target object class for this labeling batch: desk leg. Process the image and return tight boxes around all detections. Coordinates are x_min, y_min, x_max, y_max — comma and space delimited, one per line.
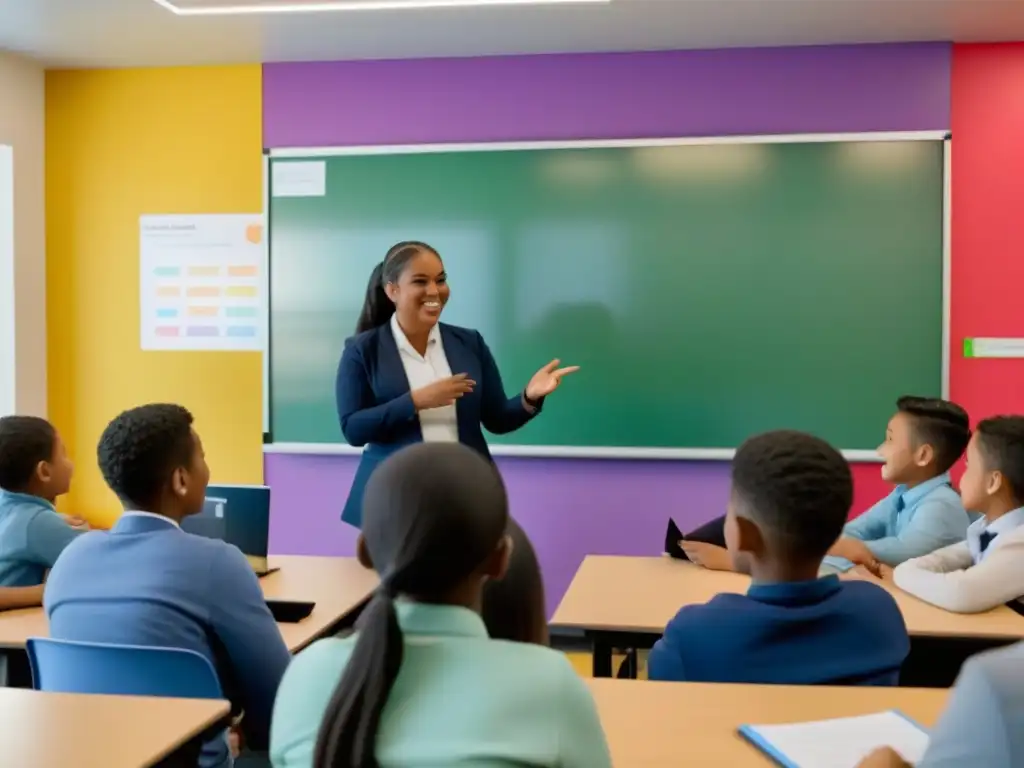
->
590, 635, 613, 678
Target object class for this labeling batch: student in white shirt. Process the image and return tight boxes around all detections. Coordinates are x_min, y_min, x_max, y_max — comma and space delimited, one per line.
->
891, 415, 1024, 613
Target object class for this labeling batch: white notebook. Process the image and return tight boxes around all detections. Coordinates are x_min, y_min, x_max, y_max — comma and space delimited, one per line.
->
738, 710, 930, 768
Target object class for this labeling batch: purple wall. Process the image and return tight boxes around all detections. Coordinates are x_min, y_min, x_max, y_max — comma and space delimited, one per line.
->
262, 42, 951, 615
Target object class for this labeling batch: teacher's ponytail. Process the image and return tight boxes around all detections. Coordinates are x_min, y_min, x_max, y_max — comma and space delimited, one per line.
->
354, 241, 442, 334
355, 261, 392, 334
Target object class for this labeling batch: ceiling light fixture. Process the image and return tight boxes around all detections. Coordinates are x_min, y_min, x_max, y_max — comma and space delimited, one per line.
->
151, 0, 609, 15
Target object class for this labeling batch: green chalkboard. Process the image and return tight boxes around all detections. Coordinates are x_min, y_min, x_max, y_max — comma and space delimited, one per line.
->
268, 140, 944, 451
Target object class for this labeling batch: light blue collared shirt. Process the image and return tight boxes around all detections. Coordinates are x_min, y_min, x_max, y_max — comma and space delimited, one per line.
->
918, 641, 1024, 768
968, 507, 1024, 564
270, 601, 611, 768
0, 489, 83, 586
823, 474, 971, 572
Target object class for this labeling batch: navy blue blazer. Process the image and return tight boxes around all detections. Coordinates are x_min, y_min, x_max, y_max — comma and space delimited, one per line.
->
336, 322, 540, 528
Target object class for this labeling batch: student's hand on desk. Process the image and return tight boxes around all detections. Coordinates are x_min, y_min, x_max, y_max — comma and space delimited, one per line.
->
829, 537, 878, 568
411, 375, 476, 410
856, 747, 912, 768
679, 541, 732, 571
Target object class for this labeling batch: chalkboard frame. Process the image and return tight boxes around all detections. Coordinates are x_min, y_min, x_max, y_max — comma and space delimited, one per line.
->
261, 130, 951, 462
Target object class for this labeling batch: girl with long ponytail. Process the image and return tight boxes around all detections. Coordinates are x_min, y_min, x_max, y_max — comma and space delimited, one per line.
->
269, 443, 611, 768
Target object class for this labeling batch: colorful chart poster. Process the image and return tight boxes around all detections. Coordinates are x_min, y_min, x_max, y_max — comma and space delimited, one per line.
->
140, 214, 264, 352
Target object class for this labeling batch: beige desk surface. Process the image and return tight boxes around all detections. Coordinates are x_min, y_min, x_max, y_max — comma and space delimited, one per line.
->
553, 555, 1024, 640
0, 687, 229, 768
0, 555, 379, 653
588, 678, 948, 767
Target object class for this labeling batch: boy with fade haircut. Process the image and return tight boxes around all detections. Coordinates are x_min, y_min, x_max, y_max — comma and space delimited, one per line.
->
648, 430, 909, 685
891, 415, 1024, 613
45, 404, 290, 768
0, 416, 84, 595
821, 396, 972, 574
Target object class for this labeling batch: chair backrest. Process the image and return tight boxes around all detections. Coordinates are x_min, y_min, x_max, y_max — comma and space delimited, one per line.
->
27, 637, 223, 699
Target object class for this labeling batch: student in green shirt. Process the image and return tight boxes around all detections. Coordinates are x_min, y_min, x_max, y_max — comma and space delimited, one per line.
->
270, 442, 611, 768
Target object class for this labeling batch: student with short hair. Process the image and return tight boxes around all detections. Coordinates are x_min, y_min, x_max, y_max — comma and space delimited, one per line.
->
270, 442, 610, 768
857, 641, 1024, 768
680, 397, 972, 574
482, 518, 548, 646
892, 415, 1024, 613
44, 404, 290, 768
648, 430, 909, 685
0, 415, 81, 590
824, 396, 973, 573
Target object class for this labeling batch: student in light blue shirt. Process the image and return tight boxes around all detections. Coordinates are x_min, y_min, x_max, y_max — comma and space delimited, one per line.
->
270, 443, 611, 768
45, 404, 290, 768
0, 415, 81, 588
680, 397, 974, 575
858, 642, 1024, 768
823, 396, 973, 573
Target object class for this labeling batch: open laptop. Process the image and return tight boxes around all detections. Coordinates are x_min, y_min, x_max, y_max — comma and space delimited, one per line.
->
182, 484, 279, 577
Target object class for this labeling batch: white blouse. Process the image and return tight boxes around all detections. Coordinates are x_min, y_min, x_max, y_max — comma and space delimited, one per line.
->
390, 313, 459, 443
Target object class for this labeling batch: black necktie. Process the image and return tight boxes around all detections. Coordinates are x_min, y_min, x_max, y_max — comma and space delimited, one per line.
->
979, 531, 997, 553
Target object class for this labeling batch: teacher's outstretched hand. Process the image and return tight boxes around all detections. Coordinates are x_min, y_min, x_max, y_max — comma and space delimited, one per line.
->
526, 359, 580, 401
335, 240, 578, 529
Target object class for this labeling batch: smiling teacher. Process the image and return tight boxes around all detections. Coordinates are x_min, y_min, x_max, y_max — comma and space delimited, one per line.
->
335, 241, 579, 529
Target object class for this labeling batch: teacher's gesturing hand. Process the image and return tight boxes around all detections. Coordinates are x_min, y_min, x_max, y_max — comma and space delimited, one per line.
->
412, 374, 476, 410
525, 359, 580, 402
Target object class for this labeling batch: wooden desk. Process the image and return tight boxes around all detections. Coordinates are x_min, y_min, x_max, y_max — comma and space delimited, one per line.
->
0, 555, 378, 663
263, 555, 379, 653
553, 556, 1024, 677
588, 678, 948, 767
0, 688, 229, 767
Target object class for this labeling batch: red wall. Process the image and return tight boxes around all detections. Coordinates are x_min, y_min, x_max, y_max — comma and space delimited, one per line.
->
846, 44, 1024, 514
951, 44, 1024, 420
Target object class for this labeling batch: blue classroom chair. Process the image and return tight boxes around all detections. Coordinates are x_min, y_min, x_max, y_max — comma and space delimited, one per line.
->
26, 637, 223, 699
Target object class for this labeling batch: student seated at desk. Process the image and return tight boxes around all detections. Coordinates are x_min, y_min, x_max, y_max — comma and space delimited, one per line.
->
680, 397, 972, 575
270, 442, 611, 768
648, 430, 910, 686
892, 416, 1024, 613
859, 641, 1024, 768
44, 404, 290, 768
0, 415, 83, 594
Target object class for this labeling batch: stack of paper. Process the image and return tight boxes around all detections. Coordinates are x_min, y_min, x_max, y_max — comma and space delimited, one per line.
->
738, 710, 929, 768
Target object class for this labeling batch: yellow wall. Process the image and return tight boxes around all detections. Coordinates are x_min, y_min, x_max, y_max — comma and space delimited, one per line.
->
46, 65, 264, 526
